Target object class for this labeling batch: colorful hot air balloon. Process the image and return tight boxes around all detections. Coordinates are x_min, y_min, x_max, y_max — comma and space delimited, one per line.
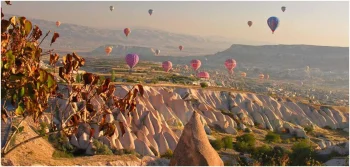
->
148, 9, 153, 16
179, 45, 183, 51
56, 21, 61, 27
155, 49, 160, 55
259, 74, 265, 80
110, 6, 114, 11
124, 28, 131, 37
241, 72, 247, 78
105, 46, 112, 55
225, 59, 237, 74
162, 61, 172, 72
190, 59, 201, 71
281, 6, 286, 12
197, 72, 210, 79
248, 21, 253, 27
267, 16, 279, 34
125, 53, 139, 71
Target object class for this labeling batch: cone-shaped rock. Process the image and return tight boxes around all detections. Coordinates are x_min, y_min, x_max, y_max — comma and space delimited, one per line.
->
169, 111, 224, 166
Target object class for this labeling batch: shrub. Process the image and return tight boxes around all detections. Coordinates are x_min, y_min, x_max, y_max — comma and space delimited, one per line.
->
200, 82, 208, 88
52, 150, 73, 158
289, 139, 320, 166
222, 136, 233, 150
111, 70, 116, 82
160, 149, 173, 159
323, 125, 332, 130
92, 139, 113, 155
304, 126, 314, 133
210, 139, 224, 150
265, 131, 282, 143
236, 134, 256, 146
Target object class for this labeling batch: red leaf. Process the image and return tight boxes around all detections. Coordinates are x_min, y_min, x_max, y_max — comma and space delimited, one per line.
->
50, 32, 60, 46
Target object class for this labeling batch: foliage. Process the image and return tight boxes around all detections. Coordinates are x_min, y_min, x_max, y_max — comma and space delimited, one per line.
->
323, 125, 332, 130
200, 82, 208, 88
48, 132, 74, 153
289, 139, 321, 166
37, 122, 49, 136
110, 70, 115, 82
222, 136, 233, 150
304, 126, 314, 134
52, 150, 74, 158
210, 139, 224, 150
92, 139, 113, 155
160, 149, 173, 159
234, 134, 256, 153
251, 145, 290, 166
265, 131, 282, 143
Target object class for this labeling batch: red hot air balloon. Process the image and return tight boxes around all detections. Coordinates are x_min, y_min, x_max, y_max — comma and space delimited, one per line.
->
179, 45, 183, 51
241, 72, 247, 78
56, 21, 61, 27
225, 59, 237, 74
105, 46, 112, 56
162, 61, 173, 72
124, 28, 131, 37
197, 71, 210, 79
259, 74, 265, 80
125, 53, 139, 72
190, 59, 201, 71
247, 21, 253, 27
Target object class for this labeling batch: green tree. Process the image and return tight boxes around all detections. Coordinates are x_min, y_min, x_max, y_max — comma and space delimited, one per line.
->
265, 131, 282, 143
111, 70, 115, 82
222, 136, 233, 150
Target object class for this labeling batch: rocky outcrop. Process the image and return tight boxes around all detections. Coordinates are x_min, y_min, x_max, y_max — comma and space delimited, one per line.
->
169, 111, 224, 166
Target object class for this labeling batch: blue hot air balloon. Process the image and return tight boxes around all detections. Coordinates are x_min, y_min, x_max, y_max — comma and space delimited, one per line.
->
267, 16, 279, 34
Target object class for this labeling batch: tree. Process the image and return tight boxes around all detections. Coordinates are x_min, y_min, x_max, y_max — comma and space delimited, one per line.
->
265, 131, 282, 143
111, 70, 116, 82
222, 136, 233, 150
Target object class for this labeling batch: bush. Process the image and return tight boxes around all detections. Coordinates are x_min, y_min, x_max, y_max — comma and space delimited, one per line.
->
289, 139, 320, 166
160, 149, 173, 159
210, 139, 224, 150
323, 125, 332, 130
92, 139, 113, 155
265, 131, 282, 143
236, 134, 256, 146
234, 141, 252, 153
52, 150, 74, 158
200, 82, 208, 88
111, 70, 116, 82
222, 136, 233, 150
304, 126, 314, 133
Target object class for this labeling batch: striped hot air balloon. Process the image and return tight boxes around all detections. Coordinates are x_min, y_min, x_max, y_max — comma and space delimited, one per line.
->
162, 61, 173, 72
190, 59, 201, 71
125, 53, 139, 73
225, 59, 237, 74
197, 71, 210, 79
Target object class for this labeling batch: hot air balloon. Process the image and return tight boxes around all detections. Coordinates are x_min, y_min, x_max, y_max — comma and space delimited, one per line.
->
248, 21, 253, 27
162, 61, 172, 72
56, 21, 61, 27
155, 49, 160, 55
281, 6, 286, 12
125, 53, 139, 72
105, 46, 112, 56
241, 72, 247, 78
110, 6, 114, 11
179, 45, 183, 51
197, 72, 210, 79
266, 74, 270, 80
190, 59, 201, 71
148, 9, 153, 16
259, 74, 265, 80
225, 59, 237, 74
124, 28, 131, 37
267, 16, 279, 34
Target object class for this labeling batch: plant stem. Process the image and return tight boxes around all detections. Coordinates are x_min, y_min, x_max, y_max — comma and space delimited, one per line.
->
1, 115, 27, 155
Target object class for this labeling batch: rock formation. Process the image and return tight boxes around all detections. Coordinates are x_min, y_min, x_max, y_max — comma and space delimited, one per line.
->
169, 111, 224, 166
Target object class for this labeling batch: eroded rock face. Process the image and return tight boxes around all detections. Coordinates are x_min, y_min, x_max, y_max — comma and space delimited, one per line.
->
169, 111, 224, 166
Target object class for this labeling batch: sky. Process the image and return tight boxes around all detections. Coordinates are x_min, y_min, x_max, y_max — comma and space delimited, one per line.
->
1, 1, 349, 47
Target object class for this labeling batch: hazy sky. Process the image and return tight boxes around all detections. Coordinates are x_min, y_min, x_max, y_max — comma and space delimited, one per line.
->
2, 1, 349, 47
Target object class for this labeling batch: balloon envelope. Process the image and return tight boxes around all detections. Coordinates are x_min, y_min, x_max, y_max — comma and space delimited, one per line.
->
124, 28, 131, 37
248, 21, 253, 27
179, 45, 183, 51
259, 74, 265, 79
110, 6, 114, 11
281, 6, 286, 12
190, 59, 201, 71
156, 49, 160, 55
162, 61, 172, 72
197, 72, 210, 79
241, 72, 247, 78
125, 53, 139, 69
105, 46, 112, 55
56, 21, 61, 27
148, 9, 153, 15
225, 59, 237, 72
267, 16, 279, 34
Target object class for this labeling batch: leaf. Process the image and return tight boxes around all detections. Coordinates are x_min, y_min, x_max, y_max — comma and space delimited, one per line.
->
15, 104, 24, 116
39, 69, 47, 83
19, 17, 26, 26
9, 16, 16, 26
50, 32, 59, 46
83, 73, 94, 85
47, 74, 55, 88
5, 1, 12, 5
19, 87, 25, 97
24, 20, 32, 37
18, 126, 24, 133
137, 84, 144, 97
5, 50, 14, 68
1, 20, 10, 33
